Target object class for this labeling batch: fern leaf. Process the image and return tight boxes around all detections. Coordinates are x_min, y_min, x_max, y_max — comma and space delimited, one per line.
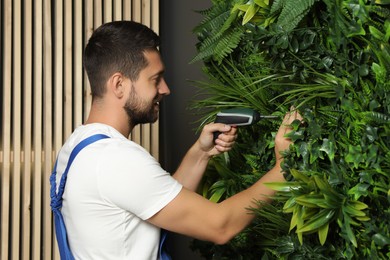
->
191, 27, 245, 64
277, 0, 316, 32
270, 0, 286, 15
214, 27, 245, 63
193, 8, 231, 35
361, 111, 390, 124
370, 5, 390, 19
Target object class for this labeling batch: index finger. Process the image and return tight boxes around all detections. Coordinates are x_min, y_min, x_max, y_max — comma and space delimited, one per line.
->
277, 108, 303, 138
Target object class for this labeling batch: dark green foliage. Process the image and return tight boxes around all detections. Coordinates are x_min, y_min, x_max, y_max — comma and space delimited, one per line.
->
191, 0, 390, 259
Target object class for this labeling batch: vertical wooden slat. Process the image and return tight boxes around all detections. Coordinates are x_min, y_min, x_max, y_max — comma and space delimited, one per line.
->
130, 0, 142, 145
104, 0, 113, 22
32, 0, 43, 258
151, 0, 159, 31
151, 0, 159, 159
94, 0, 103, 29
142, 0, 151, 26
43, 0, 53, 258
54, 0, 64, 150
1, 1, 12, 258
113, 0, 122, 21
21, 0, 33, 258
123, 0, 132, 20
133, 0, 141, 22
12, 0, 22, 258
53, 2, 64, 258
74, 0, 83, 127
141, 0, 152, 153
84, 0, 94, 121
64, 0, 73, 138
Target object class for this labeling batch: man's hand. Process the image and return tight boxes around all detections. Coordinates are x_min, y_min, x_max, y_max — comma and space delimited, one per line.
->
274, 108, 303, 164
197, 123, 238, 157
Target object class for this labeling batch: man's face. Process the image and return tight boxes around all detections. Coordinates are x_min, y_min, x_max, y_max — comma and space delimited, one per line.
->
123, 51, 170, 126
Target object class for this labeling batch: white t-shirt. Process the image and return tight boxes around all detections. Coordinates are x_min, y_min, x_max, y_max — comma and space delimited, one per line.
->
55, 123, 182, 259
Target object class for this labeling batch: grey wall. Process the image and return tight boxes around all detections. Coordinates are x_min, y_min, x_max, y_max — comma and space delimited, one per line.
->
160, 0, 211, 259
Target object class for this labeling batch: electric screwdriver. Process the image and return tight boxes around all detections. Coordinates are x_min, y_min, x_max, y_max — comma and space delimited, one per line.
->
213, 108, 278, 141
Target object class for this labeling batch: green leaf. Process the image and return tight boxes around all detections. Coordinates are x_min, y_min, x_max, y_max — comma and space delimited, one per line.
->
254, 0, 269, 8
209, 187, 226, 202
348, 183, 370, 200
295, 194, 329, 208
372, 233, 390, 246
318, 223, 329, 245
289, 204, 300, 231
264, 181, 301, 192
319, 138, 336, 161
369, 25, 385, 40
343, 204, 366, 217
375, 0, 390, 4
313, 175, 331, 192
290, 169, 311, 183
242, 4, 260, 25
343, 214, 358, 247
298, 209, 335, 233
283, 197, 297, 212
345, 145, 364, 168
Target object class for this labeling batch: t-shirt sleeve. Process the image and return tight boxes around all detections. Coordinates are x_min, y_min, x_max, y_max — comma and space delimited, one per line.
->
97, 141, 182, 220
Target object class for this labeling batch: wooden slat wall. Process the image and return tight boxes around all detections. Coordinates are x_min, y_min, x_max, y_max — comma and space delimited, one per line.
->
0, 1, 159, 259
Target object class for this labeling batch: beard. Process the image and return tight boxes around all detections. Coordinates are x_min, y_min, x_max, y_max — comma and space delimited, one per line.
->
124, 85, 160, 127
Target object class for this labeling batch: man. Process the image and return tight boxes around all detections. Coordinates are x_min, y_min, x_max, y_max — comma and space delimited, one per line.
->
53, 21, 301, 259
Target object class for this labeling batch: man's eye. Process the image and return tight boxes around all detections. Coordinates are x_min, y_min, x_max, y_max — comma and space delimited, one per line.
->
154, 77, 161, 85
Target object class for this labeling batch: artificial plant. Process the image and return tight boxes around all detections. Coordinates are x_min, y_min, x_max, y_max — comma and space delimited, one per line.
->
190, 0, 390, 259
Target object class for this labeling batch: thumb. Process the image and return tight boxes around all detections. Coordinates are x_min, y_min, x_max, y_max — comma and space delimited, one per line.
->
205, 123, 232, 134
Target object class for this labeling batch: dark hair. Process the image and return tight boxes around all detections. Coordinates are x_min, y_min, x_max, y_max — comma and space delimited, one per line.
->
83, 21, 160, 98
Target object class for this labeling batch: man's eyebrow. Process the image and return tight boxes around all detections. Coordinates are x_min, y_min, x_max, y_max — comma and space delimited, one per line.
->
150, 69, 165, 79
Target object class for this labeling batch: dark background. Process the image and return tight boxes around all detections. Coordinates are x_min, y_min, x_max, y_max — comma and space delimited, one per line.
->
160, 0, 211, 259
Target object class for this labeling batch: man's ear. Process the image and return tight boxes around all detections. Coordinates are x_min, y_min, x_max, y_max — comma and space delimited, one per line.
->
108, 72, 126, 98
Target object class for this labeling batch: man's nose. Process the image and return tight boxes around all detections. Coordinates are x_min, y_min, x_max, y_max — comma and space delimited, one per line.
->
159, 78, 170, 95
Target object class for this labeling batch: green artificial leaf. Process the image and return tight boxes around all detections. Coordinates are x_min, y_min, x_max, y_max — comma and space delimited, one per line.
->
375, 0, 390, 4
365, 126, 378, 142
283, 197, 297, 213
298, 194, 331, 209
342, 214, 358, 247
276, 34, 289, 49
310, 144, 322, 164
358, 64, 369, 76
347, 20, 366, 37
254, 0, 269, 8
343, 204, 367, 217
348, 200, 369, 211
348, 183, 370, 200
369, 25, 385, 40
284, 129, 305, 141
289, 204, 301, 231
319, 138, 336, 161
372, 233, 390, 246
298, 142, 310, 164
290, 169, 311, 183
264, 182, 301, 192
318, 223, 329, 245
345, 145, 364, 168
209, 187, 226, 202
242, 4, 260, 25
313, 175, 331, 192
298, 209, 335, 233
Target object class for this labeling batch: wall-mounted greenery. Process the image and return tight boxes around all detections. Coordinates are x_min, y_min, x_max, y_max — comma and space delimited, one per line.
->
190, 0, 390, 259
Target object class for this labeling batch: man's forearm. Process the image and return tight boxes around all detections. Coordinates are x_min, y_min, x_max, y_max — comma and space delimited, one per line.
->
172, 142, 211, 191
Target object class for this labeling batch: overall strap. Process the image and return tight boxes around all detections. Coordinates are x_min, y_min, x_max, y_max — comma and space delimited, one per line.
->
50, 134, 110, 260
